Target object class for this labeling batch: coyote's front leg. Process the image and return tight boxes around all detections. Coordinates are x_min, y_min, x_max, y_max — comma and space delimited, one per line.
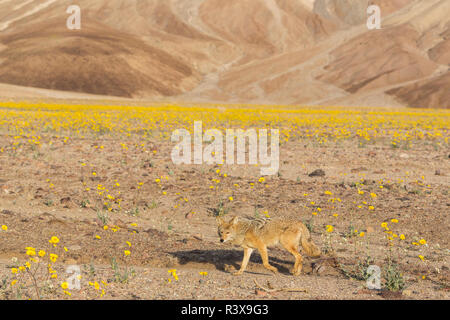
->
234, 247, 253, 275
257, 244, 278, 274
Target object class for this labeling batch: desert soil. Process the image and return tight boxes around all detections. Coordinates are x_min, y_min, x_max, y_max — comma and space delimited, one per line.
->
0, 127, 449, 300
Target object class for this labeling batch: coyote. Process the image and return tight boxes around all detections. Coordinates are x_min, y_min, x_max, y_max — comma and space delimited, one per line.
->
216, 215, 321, 275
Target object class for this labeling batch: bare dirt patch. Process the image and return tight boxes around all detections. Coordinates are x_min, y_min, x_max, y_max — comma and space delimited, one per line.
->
0, 124, 448, 300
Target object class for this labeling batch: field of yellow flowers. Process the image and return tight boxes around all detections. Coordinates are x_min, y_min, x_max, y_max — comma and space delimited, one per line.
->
0, 101, 448, 300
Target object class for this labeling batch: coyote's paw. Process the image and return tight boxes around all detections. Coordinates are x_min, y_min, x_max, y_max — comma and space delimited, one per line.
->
291, 268, 302, 276
266, 266, 278, 274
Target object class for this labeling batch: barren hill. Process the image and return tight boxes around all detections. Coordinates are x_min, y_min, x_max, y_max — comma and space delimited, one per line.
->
0, 0, 448, 108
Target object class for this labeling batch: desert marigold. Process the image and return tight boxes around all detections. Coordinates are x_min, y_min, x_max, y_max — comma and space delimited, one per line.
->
49, 236, 60, 244
26, 248, 36, 256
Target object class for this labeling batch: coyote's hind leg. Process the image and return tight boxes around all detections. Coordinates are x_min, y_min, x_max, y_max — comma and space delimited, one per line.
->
280, 232, 303, 276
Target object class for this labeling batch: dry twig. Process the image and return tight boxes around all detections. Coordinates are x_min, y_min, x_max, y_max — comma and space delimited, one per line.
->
254, 279, 308, 293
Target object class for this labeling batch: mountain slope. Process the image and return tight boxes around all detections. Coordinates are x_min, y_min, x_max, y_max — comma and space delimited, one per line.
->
0, 0, 448, 108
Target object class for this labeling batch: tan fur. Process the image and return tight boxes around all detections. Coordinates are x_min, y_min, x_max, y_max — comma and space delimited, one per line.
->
217, 215, 321, 276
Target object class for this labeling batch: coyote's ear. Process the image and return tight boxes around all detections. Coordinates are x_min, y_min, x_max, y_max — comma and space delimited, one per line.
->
216, 216, 224, 225
229, 216, 239, 225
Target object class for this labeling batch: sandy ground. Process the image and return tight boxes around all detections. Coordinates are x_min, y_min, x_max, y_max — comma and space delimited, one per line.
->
0, 128, 448, 300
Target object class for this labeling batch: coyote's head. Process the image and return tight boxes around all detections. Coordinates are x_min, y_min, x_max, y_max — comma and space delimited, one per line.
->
216, 216, 239, 243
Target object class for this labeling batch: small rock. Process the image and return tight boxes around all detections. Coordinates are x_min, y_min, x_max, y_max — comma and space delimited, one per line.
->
366, 226, 375, 234
402, 289, 413, 297
400, 153, 409, 159
309, 169, 325, 177
356, 288, 373, 295
185, 212, 194, 219
1, 209, 13, 215
114, 219, 127, 228
351, 167, 367, 173
60, 197, 72, 208
435, 169, 441, 176
255, 289, 267, 297
224, 264, 236, 273
314, 264, 326, 275
192, 234, 203, 241
379, 290, 403, 299
64, 258, 78, 265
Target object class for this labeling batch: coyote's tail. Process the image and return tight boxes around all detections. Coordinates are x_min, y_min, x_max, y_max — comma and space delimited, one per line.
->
300, 231, 321, 257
